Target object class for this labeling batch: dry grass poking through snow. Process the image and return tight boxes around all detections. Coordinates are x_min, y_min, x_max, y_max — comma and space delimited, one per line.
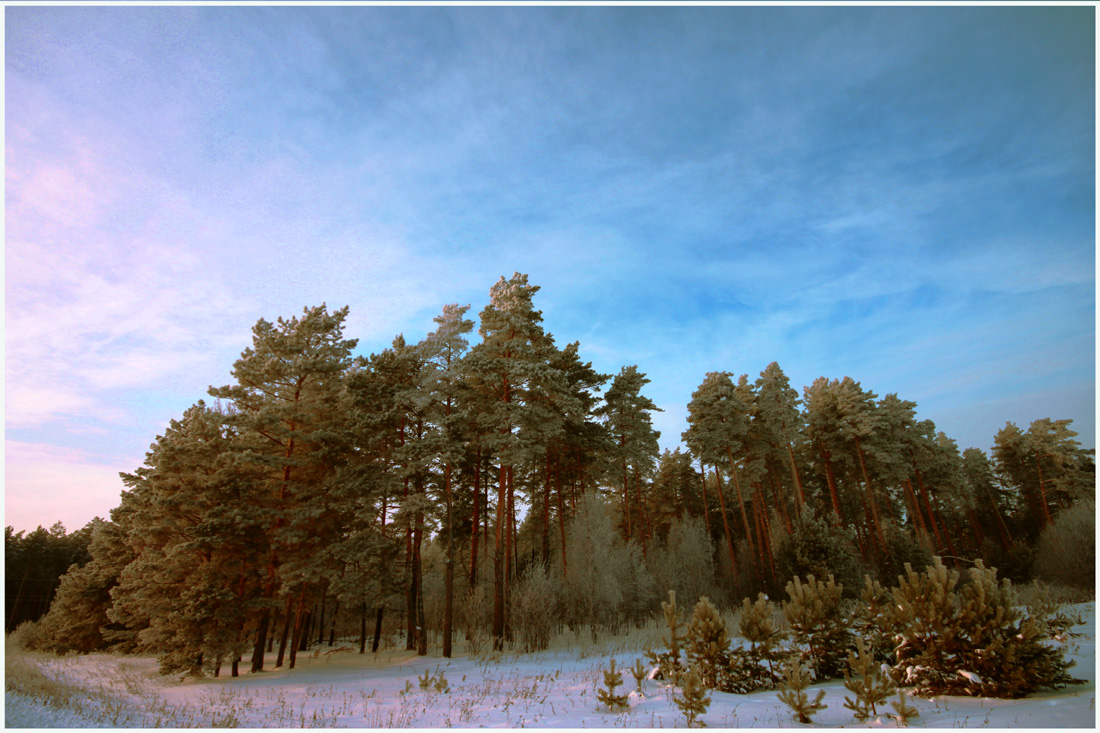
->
5, 602, 1096, 728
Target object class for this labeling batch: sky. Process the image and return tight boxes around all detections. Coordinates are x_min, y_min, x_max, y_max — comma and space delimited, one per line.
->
5, 5, 1095, 534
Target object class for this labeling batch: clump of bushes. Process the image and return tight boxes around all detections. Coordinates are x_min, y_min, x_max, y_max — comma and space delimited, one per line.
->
1032, 499, 1095, 592
656, 554, 1083, 719
872, 558, 1082, 698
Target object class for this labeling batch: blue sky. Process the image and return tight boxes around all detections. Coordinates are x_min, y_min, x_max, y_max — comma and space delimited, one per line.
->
5, 6, 1095, 533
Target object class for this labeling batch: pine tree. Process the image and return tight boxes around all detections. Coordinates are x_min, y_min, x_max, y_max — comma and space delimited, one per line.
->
673, 667, 711, 727
647, 589, 686, 683
842, 636, 895, 721
596, 658, 630, 712
776, 658, 827, 724
105, 401, 266, 676
881, 557, 1082, 698
754, 362, 806, 513
961, 447, 1013, 553
32, 518, 135, 654
890, 690, 920, 726
725, 593, 787, 692
600, 366, 662, 549
684, 596, 730, 690
419, 303, 475, 658
465, 273, 570, 650
630, 658, 647, 693
783, 573, 851, 679
683, 372, 754, 585
208, 305, 357, 672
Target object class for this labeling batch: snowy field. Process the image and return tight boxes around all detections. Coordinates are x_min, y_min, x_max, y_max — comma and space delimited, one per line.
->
6, 603, 1095, 728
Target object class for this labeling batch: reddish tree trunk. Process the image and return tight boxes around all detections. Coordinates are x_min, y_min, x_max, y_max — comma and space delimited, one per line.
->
712, 466, 740, 582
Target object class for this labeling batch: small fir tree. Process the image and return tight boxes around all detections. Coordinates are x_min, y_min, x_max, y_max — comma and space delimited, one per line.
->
783, 574, 851, 679
882, 558, 1082, 698
646, 590, 686, 683
673, 667, 711, 728
777, 658, 827, 724
723, 593, 789, 693
842, 637, 895, 721
891, 690, 920, 726
851, 575, 892, 662
684, 596, 731, 690
630, 658, 647, 693
597, 658, 630, 712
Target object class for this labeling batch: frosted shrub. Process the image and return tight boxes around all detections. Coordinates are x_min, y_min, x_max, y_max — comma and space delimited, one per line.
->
511, 561, 561, 652
7, 620, 40, 652
617, 540, 658, 629
563, 492, 625, 642
1033, 499, 1095, 591
648, 516, 716, 611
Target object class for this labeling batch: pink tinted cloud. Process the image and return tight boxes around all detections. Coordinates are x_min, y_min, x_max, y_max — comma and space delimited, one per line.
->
4, 441, 135, 532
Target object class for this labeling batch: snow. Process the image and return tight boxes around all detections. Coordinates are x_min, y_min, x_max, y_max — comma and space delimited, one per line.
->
6, 603, 1096, 728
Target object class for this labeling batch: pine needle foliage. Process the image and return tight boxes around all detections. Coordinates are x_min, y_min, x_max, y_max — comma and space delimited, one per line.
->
880, 557, 1082, 698
723, 593, 789, 693
890, 690, 920, 726
596, 658, 630, 712
646, 590, 686, 683
630, 658, 647, 693
783, 574, 851, 679
842, 636, 895, 721
684, 596, 730, 690
776, 658, 827, 724
673, 667, 711, 728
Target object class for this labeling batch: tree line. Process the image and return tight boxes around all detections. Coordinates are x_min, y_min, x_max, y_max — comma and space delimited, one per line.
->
22, 273, 1094, 676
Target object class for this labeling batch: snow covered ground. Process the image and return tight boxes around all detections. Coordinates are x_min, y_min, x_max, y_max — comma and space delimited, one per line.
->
6, 603, 1095, 728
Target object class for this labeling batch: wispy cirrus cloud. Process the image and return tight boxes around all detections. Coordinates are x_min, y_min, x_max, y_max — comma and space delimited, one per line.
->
4, 6, 1093, 531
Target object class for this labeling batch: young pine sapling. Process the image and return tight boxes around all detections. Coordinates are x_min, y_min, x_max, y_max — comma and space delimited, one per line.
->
777, 658, 827, 724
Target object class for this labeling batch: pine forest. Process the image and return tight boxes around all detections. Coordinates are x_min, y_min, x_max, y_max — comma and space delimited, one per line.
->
9, 273, 1095, 725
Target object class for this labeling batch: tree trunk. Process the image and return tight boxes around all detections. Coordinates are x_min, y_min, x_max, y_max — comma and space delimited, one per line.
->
1035, 455, 1054, 528
298, 609, 313, 652
912, 463, 946, 551
470, 451, 481, 588
288, 593, 307, 670
787, 441, 806, 511
699, 463, 712, 539
818, 441, 844, 526
372, 606, 383, 653
317, 592, 327, 645
633, 465, 650, 558
359, 602, 368, 654
852, 435, 886, 554
492, 461, 507, 651
443, 460, 454, 658
557, 466, 569, 579
250, 608, 271, 673
328, 601, 339, 647
276, 594, 294, 668
981, 481, 1014, 550
725, 446, 757, 564
542, 453, 552, 562
414, 503, 426, 656
711, 466, 739, 582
